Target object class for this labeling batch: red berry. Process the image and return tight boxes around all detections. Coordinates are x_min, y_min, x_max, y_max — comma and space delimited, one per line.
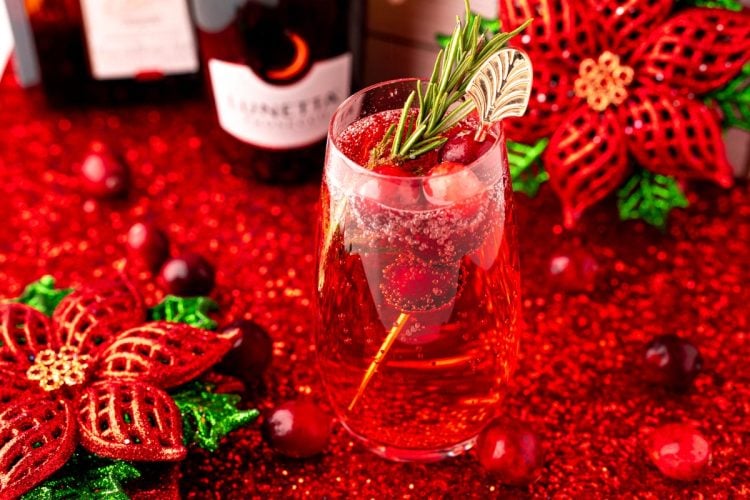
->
476, 422, 543, 484
79, 144, 129, 198
644, 335, 702, 391
423, 162, 484, 206
159, 253, 215, 296
357, 164, 422, 208
548, 248, 599, 292
440, 131, 492, 164
380, 254, 460, 312
647, 423, 710, 481
217, 320, 273, 383
263, 401, 331, 458
127, 222, 169, 272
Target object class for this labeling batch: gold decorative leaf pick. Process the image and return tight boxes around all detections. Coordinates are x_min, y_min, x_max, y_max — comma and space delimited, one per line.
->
466, 48, 533, 142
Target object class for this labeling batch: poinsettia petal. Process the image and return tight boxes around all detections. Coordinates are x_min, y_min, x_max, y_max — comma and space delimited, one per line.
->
499, 0, 599, 62
0, 364, 42, 409
504, 57, 578, 143
95, 321, 241, 389
633, 8, 750, 95
0, 396, 76, 498
77, 380, 186, 462
0, 303, 57, 368
587, 0, 673, 57
545, 106, 630, 227
53, 278, 145, 357
619, 88, 733, 186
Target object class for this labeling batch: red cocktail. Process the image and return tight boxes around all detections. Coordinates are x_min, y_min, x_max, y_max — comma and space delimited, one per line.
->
316, 79, 521, 461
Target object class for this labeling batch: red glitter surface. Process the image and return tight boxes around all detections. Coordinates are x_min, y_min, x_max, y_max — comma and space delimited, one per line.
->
1, 72, 749, 498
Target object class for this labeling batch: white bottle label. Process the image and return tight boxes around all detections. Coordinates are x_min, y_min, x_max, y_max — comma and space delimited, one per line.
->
208, 54, 352, 150
79, 0, 199, 80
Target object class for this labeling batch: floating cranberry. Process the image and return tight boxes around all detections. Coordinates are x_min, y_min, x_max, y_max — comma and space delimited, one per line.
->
548, 248, 599, 292
217, 320, 273, 383
263, 401, 331, 458
79, 144, 129, 198
647, 423, 710, 481
476, 422, 543, 485
357, 164, 422, 208
127, 222, 170, 272
423, 162, 484, 207
440, 131, 493, 164
159, 253, 215, 296
380, 254, 460, 312
644, 334, 702, 391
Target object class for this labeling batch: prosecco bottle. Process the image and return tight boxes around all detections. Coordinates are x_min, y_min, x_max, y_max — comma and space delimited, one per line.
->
192, 0, 363, 183
25, 0, 201, 105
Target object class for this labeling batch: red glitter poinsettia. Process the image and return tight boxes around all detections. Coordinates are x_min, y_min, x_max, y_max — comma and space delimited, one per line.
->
0, 278, 240, 498
500, 0, 750, 227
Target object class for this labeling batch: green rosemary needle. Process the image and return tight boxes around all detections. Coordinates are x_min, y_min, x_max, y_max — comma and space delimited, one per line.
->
380, 1, 531, 164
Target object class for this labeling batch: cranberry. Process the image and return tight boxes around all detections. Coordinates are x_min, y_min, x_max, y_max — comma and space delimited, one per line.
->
476, 422, 543, 484
440, 131, 493, 164
647, 423, 710, 481
127, 222, 170, 272
217, 320, 273, 383
644, 335, 702, 391
159, 253, 215, 296
357, 164, 422, 208
79, 144, 129, 198
380, 254, 460, 312
423, 162, 484, 207
263, 401, 331, 458
548, 248, 599, 292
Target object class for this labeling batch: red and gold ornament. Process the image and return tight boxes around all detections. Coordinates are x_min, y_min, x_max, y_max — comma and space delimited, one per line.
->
0, 278, 240, 498
500, 1, 750, 226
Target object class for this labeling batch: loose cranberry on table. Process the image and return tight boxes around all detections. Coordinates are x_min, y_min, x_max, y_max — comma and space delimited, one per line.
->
475, 422, 543, 484
79, 143, 129, 198
643, 334, 702, 391
263, 401, 332, 458
217, 320, 273, 383
548, 248, 599, 292
126, 222, 170, 272
159, 253, 215, 296
646, 423, 710, 481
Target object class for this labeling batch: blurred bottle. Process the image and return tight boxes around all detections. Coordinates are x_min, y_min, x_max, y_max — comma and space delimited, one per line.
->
24, 0, 201, 104
192, 0, 364, 184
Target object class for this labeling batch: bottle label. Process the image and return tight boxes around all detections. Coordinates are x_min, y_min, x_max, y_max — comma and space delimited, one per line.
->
208, 54, 353, 150
79, 0, 199, 80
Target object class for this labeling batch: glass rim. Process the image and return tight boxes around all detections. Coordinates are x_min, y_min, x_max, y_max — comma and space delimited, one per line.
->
327, 78, 504, 182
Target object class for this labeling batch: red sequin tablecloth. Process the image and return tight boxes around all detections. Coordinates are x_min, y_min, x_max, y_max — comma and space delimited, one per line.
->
1, 73, 749, 498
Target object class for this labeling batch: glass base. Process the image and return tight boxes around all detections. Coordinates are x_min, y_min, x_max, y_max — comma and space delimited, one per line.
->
341, 421, 477, 462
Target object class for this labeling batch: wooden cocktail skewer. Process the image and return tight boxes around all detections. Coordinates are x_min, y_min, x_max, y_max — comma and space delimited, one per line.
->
346, 47, 533, 413
348, 312, 410, 411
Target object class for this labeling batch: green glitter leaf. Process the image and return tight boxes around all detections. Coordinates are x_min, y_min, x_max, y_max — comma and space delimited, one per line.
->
678, 0, 743, 10
11, 276, 72, 316
706, 63, 750, 131
172, 382, 259, 452
617, 171, 689, 228
22, 453, 140, 500
508, 138, 550, 197
149, 295, 219, 330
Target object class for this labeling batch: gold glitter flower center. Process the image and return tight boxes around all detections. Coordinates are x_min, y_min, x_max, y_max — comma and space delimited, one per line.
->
574, 51, 634, 112
26, 346, 90, 392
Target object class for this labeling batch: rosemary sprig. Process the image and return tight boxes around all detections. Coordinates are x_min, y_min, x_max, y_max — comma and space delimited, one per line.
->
380, 1, 531, 164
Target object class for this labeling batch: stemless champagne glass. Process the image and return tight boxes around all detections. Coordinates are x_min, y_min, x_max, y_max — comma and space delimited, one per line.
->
315, 79, 521, 462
